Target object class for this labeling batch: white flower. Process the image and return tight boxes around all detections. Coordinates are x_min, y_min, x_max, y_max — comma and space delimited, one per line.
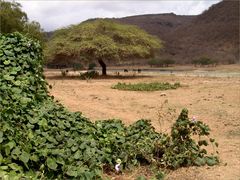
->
115, 163, 120, 172
192, 116, 196, 122
115, 158, 121, 172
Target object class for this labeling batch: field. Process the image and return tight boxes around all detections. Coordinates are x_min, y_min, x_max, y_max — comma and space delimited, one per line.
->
45, 65, 240, 179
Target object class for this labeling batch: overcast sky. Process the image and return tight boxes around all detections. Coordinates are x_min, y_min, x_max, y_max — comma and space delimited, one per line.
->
16, 0, 221, 32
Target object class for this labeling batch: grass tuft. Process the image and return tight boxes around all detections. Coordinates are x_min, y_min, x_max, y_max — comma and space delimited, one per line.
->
112, 82, 180, 91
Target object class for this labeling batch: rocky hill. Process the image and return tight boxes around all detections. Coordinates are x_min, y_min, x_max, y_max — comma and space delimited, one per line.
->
115, 13, 195, 42
114, 0, 239, 63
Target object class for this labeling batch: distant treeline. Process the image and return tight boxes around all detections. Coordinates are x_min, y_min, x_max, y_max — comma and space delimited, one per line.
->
147, 57, 224, 67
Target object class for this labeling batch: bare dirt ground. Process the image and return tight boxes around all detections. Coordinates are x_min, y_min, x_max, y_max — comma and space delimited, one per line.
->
46, 65, 240, 180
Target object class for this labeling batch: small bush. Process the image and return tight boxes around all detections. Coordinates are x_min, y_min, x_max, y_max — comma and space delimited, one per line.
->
192, 57, 218, 67
148, 58, 161, 67
88, 62, 97, 70
162, 59, 175, 67
112, 82, 181, 91
73, 63, 83, 71
79, 70, 99, 79
148, 58, 175, 67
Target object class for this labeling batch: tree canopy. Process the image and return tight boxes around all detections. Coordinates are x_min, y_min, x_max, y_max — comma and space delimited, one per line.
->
0, 0, 45, 44
45, 19, 162, 74
0, 0, 27, 33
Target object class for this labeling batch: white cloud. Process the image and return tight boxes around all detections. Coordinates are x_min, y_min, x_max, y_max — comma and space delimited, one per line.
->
16, 0, 221, 31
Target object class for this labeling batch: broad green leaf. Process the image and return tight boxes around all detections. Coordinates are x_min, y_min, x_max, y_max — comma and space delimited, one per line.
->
56, 157, 65, 165
4, 50, 14, 56
5, 141, 16, 150
194, 157, 206, 166
20, 97, 31, 104
3, 75, 15, 81
11, 87, 22, 94
28, 131, 34, 139
14, 80, 21, 86
11, 147, 21, 156
8, 163, 22, 171
38, 118, 48, 127
206, 157, 218, 166
30, 154, 39, 162
19, 151, 30, 164
0, 154, 3, 164
14, 47, 21, 52
66, 166, 78, 177
0, 166, 8, 170
74, 150, 81, 160
3, 60, 10, 65
46, 157, 58, 170
0, 131, 3, 143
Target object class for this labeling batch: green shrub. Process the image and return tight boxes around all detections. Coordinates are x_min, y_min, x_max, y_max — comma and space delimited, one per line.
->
148, 58, 175, 67
88, 62, 97, 70
73, 63, 83, 71
79, 70, 99, 79
162, 59, 175, 67
0, 33, 219, 179
112, 82, 181, 91
148, 58, 161, 67
192, 57, 218, 66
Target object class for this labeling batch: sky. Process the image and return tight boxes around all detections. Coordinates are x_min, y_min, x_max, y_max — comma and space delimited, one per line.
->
16, 0, 222, 32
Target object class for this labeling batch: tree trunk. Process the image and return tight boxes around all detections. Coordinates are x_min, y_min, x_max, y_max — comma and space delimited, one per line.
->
98, 59, 107, 75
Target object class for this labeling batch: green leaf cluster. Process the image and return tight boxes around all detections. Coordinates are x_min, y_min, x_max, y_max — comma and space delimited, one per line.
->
160, 108, 219, 169
0, 33, 218, 179
192, 57, 218, 66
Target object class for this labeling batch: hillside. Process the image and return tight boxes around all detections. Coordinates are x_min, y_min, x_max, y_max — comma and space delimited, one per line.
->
115, 13, 195, 42
114, 0, 239, 63
165, 0, 240, 63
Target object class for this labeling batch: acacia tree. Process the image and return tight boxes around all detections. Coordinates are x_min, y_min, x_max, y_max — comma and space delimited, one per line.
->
45, 19, 162, 75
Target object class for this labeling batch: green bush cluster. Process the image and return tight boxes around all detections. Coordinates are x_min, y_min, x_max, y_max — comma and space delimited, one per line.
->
148, 58, 175, 67
88, 63, 97, 70
192, 57, 218, 66
73, 63, 84, 71
0, 33, 218, 179
112, 82, 181, 91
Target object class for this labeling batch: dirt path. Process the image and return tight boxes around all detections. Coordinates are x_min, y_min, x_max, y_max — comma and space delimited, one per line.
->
47, 73, 240, 180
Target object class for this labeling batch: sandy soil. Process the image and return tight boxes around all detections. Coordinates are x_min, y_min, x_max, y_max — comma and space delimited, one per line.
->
46, 67, 240, 180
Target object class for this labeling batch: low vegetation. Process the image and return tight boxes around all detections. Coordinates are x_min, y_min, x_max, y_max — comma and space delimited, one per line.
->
112, 82, 180, 91
88, 62, 97, 70
79, 71, 99, 80
192, 57, 218, 67
148, 58, 175, 67
0, 33, 218, 179
73, 63, 84, 71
